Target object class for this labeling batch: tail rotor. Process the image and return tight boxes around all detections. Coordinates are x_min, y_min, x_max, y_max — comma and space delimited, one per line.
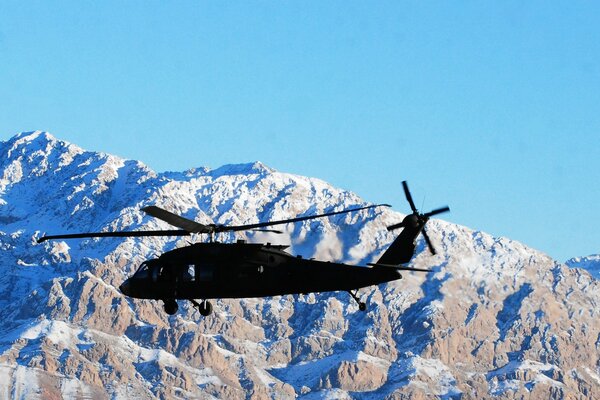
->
387, 181, 450, 255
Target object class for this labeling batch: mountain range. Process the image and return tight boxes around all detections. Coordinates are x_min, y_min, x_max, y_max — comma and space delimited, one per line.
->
0, 131, 598, 399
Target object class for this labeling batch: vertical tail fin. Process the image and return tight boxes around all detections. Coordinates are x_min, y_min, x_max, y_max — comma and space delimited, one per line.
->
377, 215, 422, 265
377, 181, 450, 265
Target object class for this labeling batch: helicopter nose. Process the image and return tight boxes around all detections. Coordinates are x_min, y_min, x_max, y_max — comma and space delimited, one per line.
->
119, 279, 132, 296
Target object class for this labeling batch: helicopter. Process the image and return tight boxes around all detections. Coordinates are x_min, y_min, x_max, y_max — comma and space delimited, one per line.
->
37, 181, 449, 316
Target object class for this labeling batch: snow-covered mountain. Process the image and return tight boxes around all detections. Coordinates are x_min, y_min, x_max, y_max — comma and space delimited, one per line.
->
0, 131, 598, 399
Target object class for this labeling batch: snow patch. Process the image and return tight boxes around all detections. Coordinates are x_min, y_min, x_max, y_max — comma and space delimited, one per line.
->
487, 359, 563, 395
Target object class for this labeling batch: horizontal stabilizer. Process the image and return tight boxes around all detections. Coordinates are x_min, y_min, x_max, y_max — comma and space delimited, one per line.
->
367, 263, 432, 272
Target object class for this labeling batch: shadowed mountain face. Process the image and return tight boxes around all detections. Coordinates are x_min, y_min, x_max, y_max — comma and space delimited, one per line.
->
0, 131, 598, 399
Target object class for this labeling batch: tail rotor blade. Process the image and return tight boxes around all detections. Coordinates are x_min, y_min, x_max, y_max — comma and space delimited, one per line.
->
386, 221, 406, 231
423, 206, 450, 218
402, 181, 418, 214
421, 228, 437, 255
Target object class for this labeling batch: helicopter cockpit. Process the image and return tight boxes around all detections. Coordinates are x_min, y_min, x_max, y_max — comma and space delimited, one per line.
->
133, 261, 151, 279
133, 259, 167, 283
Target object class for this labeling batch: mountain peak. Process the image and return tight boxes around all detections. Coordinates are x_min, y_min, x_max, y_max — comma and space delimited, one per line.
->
15, 130, 56, 141
2, 131, 81, 158
0, 132, 97, 189
7, 130, 62, 148
209, 161, 275, 177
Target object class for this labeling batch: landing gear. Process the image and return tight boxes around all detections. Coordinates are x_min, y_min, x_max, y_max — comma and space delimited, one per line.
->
190, 299, 213, 316
348, 290, 367, 312
163, 299, 178, 315
199, 300, 213, 316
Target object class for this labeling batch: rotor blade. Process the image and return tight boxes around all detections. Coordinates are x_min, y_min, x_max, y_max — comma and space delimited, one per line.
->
251, 229, 283, 234
220, 203, 391, 233
142, 206, 212, 233
390, 266, 433, 272
37, 229, 190, 243
367, 263, 432, 272
386, 221, 406, 231
423, 206, 450, 218
421, 228, 436, 255
402, 181, 418, 214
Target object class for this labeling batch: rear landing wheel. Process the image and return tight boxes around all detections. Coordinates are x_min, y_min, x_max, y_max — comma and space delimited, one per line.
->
164, 299, 178, 315
199, 300, 213, 316
348, 290, 367, 312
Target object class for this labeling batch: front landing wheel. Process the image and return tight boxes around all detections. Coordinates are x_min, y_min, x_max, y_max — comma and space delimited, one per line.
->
358, 302, 367, 312
199, 300, 213, 316
164, 299, 178, 315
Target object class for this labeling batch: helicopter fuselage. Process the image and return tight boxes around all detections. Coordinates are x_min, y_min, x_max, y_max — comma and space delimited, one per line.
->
119, 240, 402, 301
40, 180, 448, 315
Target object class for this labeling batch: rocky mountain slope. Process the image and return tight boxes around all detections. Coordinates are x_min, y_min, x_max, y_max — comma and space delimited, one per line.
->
0, 131, 598, 399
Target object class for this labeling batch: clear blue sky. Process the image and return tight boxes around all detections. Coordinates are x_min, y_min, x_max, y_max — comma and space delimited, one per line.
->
1, 2, 598, 261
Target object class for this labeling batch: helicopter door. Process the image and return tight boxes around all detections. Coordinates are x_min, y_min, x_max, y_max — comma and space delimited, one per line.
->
151, 263, 161, 283
198, 263, 215, 282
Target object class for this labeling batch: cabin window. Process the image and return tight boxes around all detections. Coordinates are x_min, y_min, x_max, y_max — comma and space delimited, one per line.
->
183, 264, 196, 282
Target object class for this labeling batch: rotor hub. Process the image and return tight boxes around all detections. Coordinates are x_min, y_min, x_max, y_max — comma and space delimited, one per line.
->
404, 214, 421, 229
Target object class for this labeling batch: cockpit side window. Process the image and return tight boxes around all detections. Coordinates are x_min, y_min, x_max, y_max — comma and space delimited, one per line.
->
134, 262, 150, 279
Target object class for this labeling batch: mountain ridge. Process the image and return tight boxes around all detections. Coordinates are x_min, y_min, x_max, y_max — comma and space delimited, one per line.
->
0, 131, 598, 399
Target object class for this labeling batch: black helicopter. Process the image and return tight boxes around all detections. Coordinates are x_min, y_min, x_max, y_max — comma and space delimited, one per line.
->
38, 182, 449, 316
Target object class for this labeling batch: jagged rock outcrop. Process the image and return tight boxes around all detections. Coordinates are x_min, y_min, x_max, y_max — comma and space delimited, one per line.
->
0, 131, 598, 399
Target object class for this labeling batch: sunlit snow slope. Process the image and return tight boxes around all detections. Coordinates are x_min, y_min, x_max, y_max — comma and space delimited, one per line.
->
0, 131, 598, 399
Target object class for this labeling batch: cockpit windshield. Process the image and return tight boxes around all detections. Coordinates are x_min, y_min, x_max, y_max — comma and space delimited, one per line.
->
134, 262, 151, 279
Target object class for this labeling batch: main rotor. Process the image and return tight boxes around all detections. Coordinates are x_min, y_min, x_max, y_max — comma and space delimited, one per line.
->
37, 203, 391, 244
